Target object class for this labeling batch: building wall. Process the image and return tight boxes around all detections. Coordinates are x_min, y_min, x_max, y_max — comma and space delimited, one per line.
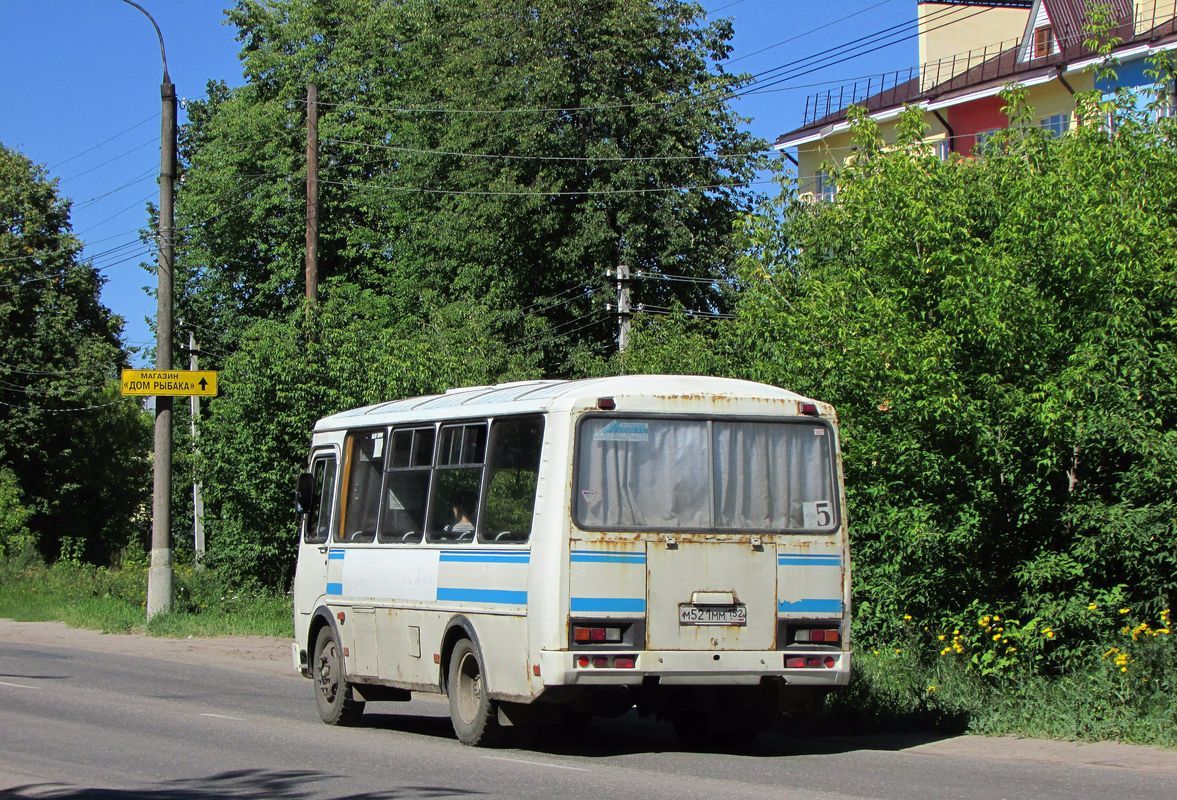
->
946, 95, 1009, 152
1135, 0, 1177, 37
919, 2, 1034, 89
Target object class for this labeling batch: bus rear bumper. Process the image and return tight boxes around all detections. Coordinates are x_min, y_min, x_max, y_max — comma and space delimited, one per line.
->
539, 649, 851, 687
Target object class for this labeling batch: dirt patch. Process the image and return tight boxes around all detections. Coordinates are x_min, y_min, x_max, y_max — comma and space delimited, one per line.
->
0, 618, 292, 676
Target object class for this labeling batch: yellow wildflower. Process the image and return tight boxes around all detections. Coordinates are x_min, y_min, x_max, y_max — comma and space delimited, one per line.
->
1120, 666, 1128, 673
1087, 603, 1098, 611
938, 634, 946, 641
903, 614, 912, 621
992, 634, 1001, 641
1119, 608, 1131, 615
993, 615, 1001, 621
953, 629, 960, 635
953, 643, 964, 653
927, 685, 938, 693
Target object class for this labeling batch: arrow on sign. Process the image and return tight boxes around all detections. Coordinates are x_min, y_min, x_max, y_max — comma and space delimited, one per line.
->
198, 378, 208, 391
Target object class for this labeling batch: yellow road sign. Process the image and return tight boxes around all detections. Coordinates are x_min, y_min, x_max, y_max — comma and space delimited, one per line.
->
120, 369, 218, 397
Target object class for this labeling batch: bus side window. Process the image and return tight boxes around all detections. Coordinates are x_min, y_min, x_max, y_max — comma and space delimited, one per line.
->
337, 430, 385, 544
427, 423, 487, 543
378, 427, 435, 544
304, 455, 337, 545
480, 415, 545, 543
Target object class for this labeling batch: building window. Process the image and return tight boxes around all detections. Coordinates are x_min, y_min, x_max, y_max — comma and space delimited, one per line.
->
814, 170, 836, 202
1040, 113, 1070, 137
973, 129, 1000, 153
933, 139, 952, 160
1033, 26, 1053, 59
1158, 80, 1177, 121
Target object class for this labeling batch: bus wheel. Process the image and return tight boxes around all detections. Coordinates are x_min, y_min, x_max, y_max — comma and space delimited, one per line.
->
313, 626, 364, 725
448, 638, 501, 746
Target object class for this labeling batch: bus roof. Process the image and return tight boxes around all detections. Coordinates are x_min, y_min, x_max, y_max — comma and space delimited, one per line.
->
313, 375, 823, 433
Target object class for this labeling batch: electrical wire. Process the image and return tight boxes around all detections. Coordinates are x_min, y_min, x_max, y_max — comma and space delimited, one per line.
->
323, 138, 770, 163
46, 113, 158, 171
318, 176, 774, 197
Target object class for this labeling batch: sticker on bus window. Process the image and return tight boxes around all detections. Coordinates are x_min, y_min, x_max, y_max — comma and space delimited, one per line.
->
580, 489, 600, 505
593, 420, 649, 442
814, 428, 826, 436
803, 500, 834, 528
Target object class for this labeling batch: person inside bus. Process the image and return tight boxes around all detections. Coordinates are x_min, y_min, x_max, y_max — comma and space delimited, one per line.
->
446, 492, 476, 539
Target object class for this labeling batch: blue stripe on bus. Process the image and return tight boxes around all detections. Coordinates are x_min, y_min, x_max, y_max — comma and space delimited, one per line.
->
778, 556, 841, 567
436, 588, 528, 605
570, 552, 646, 564
327, 550, 346, 561
570, 597, 647, 613
325, 582, 344, 596
440, 553, 530, 564
778, 598, 843, 614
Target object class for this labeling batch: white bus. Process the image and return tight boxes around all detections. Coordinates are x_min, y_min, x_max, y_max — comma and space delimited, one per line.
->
292, 375, 850, 746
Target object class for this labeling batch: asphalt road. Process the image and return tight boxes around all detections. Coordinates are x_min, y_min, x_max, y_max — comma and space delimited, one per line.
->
0, 625, 1174, 800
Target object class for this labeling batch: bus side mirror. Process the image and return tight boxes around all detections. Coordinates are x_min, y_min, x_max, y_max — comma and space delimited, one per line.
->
295, 472, 315, 516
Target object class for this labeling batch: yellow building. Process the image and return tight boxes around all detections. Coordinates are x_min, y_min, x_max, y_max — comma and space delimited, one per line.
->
776, 0, 1177, 200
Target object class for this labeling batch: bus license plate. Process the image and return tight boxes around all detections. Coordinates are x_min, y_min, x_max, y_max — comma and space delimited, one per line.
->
679, 604, 746, 626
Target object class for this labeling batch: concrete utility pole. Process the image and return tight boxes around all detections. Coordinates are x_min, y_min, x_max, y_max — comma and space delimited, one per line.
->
616, 262, 632, 353
305, 84, 319, 306
189, 329, 205, 563
122, 0, 176, 617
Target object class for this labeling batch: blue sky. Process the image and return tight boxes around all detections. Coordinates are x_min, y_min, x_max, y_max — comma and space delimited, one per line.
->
0, 0, 917, 365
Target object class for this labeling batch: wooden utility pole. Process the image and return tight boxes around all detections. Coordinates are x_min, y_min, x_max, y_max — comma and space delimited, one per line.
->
616, 262, 632, 353
305, 84, 319, 305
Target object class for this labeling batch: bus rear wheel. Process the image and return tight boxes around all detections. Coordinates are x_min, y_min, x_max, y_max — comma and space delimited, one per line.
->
313, 626, 364, 725
447, 638, 501, 746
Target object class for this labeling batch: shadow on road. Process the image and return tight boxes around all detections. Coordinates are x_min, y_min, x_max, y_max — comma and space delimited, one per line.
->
359, 705, 961, 759
0, 769, 481, 800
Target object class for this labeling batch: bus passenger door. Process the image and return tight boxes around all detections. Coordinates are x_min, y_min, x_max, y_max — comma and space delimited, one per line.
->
295, 453, 338, 631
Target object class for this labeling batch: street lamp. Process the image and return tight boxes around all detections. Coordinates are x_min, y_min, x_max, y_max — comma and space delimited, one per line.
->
120, 0, 176, 618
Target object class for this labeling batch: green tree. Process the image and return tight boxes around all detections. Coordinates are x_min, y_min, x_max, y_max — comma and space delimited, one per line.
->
176, 0, 765, 586
626, 82, 1176, 648
0, 143, 152, 564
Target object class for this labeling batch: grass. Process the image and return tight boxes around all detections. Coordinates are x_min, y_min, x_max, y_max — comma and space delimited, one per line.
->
824, 617, 1177, 749
0, 555, 291, 638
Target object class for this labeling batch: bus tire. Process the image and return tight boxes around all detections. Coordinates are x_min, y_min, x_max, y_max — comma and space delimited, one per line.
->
313, 626, 365, 725
447, 638, 501, 746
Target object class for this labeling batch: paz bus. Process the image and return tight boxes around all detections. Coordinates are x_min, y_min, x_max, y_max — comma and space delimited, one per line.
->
292, 375, 850, 746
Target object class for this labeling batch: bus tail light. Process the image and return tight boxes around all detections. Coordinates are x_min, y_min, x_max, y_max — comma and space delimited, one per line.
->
597, 397, 616, 410
792, 628, 840, 644
575, 655, 637, 669
799, 402, 819, 416
573, 626, 623, 644
785, 656, 839, 669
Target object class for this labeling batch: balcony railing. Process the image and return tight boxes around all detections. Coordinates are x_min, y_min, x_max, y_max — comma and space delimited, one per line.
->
798, 0, 1177, 129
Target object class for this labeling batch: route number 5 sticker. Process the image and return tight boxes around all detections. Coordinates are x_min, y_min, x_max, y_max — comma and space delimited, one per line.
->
803, 500, 834, 529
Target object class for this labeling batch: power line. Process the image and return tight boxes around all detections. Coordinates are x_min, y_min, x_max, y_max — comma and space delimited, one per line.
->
323, 138, 770, 163
319, 177, 774, 197
725, 0, 896, 66
731, 6, 992, 101
46, 113, 159, 171
0, 397, 129, 414
58, 137, 158, 183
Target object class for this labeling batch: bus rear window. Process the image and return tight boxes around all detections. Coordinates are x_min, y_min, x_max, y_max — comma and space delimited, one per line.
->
575, 417, 837, 532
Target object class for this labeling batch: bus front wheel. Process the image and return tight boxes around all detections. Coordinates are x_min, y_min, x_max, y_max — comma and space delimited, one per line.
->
447, 638, 501, 746
313, 626, 364, 725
